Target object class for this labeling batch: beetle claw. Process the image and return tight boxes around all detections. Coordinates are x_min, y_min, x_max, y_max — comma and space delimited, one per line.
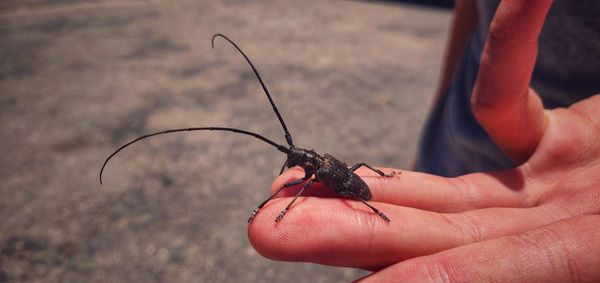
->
248, 208, 260, 223
377, 211, 390, 222
275, 210, 287, 222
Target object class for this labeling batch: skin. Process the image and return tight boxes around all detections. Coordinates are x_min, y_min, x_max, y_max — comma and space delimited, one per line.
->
248, 0, 600, 281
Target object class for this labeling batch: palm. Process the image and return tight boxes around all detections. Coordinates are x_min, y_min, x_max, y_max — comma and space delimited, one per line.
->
525, 99, 600, 218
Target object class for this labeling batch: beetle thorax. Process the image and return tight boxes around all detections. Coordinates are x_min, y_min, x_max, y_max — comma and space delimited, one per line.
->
286, 147, 323, 173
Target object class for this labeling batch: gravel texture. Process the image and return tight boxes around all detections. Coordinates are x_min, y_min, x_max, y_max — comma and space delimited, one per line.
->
0, 1, 450, 282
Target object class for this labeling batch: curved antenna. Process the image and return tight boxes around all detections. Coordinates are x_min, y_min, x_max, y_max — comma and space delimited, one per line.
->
100, 127, 290, 185
212, 34, 294, 147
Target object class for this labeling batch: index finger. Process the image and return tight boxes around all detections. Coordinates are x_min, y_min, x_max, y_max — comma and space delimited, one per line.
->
271, 167, 533, 213
471, 0, 553, 163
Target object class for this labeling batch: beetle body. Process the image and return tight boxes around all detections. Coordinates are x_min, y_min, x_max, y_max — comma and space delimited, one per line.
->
286, 147, 375, 201
315, 153, 373, 201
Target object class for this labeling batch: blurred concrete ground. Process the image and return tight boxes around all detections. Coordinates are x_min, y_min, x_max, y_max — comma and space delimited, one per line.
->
0, 1, 450, 282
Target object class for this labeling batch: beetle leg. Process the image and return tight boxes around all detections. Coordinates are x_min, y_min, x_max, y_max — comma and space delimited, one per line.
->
275, 179, 314, 222
339, 191, 390, 222
248, 176, 308, 223
354, 197, 390, 222
279, 159, 288, 175
349, 162, 398, 177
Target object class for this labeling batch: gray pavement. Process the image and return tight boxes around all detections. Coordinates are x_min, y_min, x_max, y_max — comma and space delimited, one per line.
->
0, 1, 450, 282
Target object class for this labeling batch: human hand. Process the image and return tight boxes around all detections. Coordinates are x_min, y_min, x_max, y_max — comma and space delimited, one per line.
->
248, 0, 600, 281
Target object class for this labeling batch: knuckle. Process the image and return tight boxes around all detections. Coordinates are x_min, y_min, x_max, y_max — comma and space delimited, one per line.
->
442, 213, 483, 244
452, 176, 480, 210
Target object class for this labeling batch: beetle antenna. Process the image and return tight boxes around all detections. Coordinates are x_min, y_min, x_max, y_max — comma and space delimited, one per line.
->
100, 126, 290, 185
212, 34, 294, 147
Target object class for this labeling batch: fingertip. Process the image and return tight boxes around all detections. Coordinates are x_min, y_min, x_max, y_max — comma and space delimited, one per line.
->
247, 197, 396, 266
247, 198, 330, 261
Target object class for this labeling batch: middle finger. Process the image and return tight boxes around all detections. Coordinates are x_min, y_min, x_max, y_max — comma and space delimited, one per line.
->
248, 197, 569, 269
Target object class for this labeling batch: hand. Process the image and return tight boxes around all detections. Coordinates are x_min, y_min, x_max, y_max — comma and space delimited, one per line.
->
248, 0, 600, 281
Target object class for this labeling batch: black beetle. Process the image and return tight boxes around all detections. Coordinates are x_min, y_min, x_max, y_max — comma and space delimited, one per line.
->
100, 34, 398, 223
